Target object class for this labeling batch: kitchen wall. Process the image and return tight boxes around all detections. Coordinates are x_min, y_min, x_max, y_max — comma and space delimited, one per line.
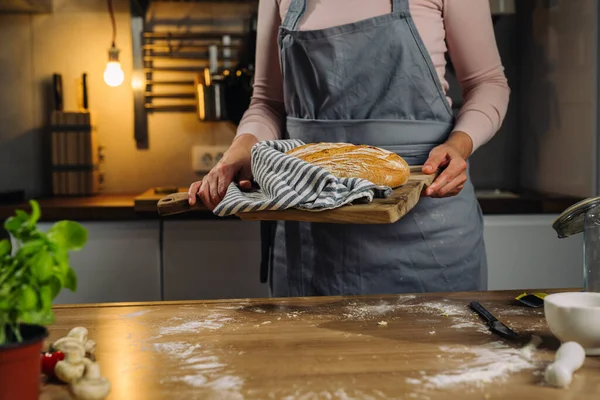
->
0, 0, 538, 197
519, 0, 598, 198
0, 0, 251, 197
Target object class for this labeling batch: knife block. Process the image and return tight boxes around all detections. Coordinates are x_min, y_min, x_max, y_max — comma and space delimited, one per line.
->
49, 111, 100, 196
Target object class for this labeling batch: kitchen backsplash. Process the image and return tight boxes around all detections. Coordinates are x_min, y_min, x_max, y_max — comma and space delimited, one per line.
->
0, 0, 566, 197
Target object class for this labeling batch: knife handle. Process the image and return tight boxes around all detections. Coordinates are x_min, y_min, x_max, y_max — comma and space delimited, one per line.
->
52, 73, 63, 111
469, 301, 498, 323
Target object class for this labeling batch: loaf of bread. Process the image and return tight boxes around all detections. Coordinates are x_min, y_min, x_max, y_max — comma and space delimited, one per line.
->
285, 143, 410, 188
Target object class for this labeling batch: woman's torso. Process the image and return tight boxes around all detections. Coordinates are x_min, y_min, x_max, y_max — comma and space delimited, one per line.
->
276, 0, 451, 103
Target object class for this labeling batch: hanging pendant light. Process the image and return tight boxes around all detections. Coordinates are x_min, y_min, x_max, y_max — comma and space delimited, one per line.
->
104, 0, 124, 87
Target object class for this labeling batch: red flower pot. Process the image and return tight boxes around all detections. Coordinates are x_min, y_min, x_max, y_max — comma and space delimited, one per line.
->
0, 324, 48, 400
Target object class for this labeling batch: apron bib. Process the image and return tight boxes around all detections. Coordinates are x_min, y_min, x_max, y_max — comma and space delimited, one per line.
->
260, 0, 487, 296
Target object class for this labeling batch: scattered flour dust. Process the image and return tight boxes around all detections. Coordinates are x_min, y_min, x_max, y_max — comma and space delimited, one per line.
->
158, 313, 233, 335
342, 296, 492, 335
121, 309, 152, 319
406, 341, 540, 389
150, 312, 244, 397
280, 388, 392, 400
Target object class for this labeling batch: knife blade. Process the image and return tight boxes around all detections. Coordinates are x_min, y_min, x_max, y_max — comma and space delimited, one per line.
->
469, 301, 520, 341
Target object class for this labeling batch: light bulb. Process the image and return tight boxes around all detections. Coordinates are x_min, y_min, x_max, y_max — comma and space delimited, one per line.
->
104, 61, 124, 87
104, 45, 124, 87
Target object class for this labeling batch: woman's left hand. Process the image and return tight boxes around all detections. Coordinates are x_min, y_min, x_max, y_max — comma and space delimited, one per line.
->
422, 131, 473, 198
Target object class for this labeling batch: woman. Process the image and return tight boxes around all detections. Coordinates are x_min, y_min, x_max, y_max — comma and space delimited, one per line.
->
189, 0, 510, 297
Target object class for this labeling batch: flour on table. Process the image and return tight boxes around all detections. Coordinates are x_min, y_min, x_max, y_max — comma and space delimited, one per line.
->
121, 309, 152, 319
147, 310, 245, 397
153, 342, 199, 358
216, 305, 246, 311
342, 298, 491, 335
280, 388, 393, 400
152, 338, 244, 396
406, 341, 541, 389
343, 302, 399, 319
158, 313, 233, 335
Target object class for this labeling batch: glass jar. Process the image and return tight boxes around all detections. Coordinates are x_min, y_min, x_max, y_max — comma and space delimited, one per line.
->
584, 203, 600, 292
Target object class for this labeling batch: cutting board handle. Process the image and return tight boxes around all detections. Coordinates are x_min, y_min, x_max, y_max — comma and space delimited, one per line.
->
157, 192, 204, 216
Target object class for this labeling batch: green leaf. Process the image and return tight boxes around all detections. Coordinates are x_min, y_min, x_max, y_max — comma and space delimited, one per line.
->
48, 276, 62, 299
0, 297, 10, 311
39, 286, 52, 310
48, 221, 87, 251
18, 286, 37, 311
64, 267, 77, 292
28, 200, 41, 226
0, 240, 11, 258
16, 239, 46, 259
4, 214, 27, 236
52, 250, 69, 282
18, 310, 54, 325
30, 250, 53, 282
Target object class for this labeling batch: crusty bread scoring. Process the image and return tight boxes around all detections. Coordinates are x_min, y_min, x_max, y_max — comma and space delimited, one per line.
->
285, 143, 410, 188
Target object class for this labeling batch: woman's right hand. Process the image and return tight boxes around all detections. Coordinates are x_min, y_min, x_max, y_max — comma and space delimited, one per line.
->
188, 134, 258, 210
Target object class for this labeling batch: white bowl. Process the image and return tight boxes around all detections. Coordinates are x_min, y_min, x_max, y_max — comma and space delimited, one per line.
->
544, 292, 600, 355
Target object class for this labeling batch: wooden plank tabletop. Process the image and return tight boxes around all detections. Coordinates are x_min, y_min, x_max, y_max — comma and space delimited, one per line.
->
39, 290, 599, 399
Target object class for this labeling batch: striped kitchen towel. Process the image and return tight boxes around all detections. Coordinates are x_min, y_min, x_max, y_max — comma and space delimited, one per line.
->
213, 139, 392, 217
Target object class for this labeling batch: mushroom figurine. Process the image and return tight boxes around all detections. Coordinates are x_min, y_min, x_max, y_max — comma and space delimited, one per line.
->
70, 362, 111, 400
51, 326, 96, 358
67, 326, 88, 342
50, 337, 86, 357
54, 346, 86, 384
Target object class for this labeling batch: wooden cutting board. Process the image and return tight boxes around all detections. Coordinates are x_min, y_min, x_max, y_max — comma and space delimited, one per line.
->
156, 166, 437, 224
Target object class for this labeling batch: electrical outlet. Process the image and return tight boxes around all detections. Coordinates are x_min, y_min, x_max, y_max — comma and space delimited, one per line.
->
192, 145, 229, 173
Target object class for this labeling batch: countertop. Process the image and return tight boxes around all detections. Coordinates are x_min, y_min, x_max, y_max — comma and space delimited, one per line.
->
40, 289, 598, 399
0, 190, 583, 222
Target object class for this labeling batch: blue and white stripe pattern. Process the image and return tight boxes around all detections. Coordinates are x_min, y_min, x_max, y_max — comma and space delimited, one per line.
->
213, 139, 392, 217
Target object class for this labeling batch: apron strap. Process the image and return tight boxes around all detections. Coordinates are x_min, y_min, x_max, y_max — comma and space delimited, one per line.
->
284, 0, 407, 31
282, 0, 307, 31
392, 0, 409, 12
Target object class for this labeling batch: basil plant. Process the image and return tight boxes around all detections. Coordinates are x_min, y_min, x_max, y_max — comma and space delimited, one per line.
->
0, 200, 87, 344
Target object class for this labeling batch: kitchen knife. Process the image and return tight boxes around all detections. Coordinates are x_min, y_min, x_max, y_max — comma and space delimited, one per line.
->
469, 301, 520, 341
81, 73, 88, 110
52, 73, 63, 111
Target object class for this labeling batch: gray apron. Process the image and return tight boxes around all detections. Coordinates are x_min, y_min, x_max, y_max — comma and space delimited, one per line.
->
260, 0, 487, 296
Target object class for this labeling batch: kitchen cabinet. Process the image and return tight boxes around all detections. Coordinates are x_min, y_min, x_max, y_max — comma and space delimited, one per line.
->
38, 221, 161, 304
162, 220, 269, 301
29, 213, 582, 304
483, 214, 583, 290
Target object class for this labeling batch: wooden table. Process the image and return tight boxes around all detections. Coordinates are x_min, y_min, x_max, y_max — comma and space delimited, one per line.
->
40, 290, 600, 400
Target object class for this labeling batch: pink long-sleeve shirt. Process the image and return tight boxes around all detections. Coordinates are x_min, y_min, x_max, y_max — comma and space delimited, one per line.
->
236, 0, 510, 153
